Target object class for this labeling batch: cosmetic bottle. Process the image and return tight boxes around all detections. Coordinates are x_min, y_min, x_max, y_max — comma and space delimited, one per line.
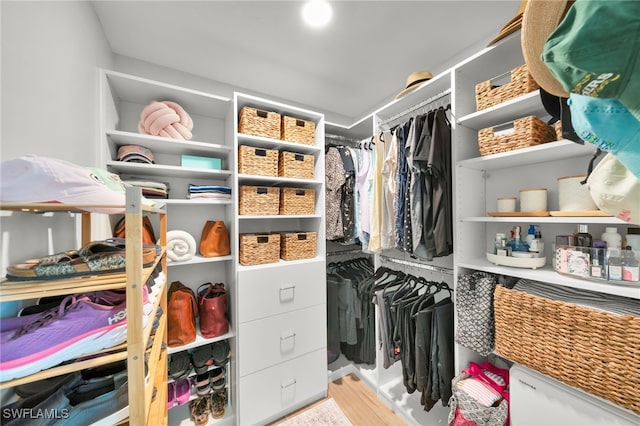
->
506, 226, 529, 253
622, 246, 639, 282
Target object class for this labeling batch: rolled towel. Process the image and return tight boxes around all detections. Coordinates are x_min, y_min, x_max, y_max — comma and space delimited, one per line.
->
165, 230, 197, 263
138, 100, 193, 140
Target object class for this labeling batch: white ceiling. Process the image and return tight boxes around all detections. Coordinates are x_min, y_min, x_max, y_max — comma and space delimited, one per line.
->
91, 0, 521, 125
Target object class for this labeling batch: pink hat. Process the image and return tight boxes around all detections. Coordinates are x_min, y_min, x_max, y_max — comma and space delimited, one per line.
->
0, 155, 152, 213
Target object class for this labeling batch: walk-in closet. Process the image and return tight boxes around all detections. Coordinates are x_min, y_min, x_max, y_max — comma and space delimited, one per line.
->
2, 1, 639, 425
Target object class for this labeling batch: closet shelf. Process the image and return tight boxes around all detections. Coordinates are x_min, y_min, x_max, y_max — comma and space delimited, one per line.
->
236, 256, 325, 272
456, 140, 595, 171
238, 133, 322, 155
238, 214, 321, 220
460, 216, 626, 225
107, 161, 232, 180
107, 130, 232, 157
457, 91, 547, 129
104, 70, 231, 119
457, 259, 640, 299
167, 327, 235, 355
237, 174, 322, 186
162, 199, 232, 206
167, 255, 233, 267
0, 255, 164, 302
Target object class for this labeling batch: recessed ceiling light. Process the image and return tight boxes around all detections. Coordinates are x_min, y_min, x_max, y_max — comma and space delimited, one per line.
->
302, 0, 333, 28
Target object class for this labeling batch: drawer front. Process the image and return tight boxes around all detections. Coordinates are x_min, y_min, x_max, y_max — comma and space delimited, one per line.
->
237, 260, 325, 322
238, 304, 327, 376
239, 349, 327, 426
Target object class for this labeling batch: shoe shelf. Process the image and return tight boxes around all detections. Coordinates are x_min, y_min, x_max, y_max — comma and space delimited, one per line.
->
168, 328, 235, 355
168, 401, 235, 426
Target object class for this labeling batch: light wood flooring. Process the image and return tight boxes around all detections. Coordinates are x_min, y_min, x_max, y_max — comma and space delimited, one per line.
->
271, 373, 406, 425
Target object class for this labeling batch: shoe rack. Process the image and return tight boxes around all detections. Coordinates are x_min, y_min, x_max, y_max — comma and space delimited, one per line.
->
100, 69, 236, 425
0, 187, 168, 425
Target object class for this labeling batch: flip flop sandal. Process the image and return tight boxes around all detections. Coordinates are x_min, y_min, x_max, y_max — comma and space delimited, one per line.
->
168, 382, 176, 410
190, 345, 214, 375
6, 240, 158, 281
195, 373, 211, 396
169, 351, 192, 380
211, 340, 231, 366
189, 395, 211, 426
211, 367, 226, 390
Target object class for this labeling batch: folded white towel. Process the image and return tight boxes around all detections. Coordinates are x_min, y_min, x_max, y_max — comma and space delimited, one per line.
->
166, 230, 197, 263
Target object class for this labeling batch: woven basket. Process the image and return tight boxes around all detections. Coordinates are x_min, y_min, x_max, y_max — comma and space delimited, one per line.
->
278, 151, 315, 179
494, 285, 640, 415
478, 115, 556, 156
554, 120, 563, 141
239, 186, 279, 215
475, 64, 539, 111
238, 106, 281, 139
280, 231, 317, 261
279, 187, 315, 215
239, 233, 280, 266
281, 116, 315, 145
238, 145, 278, 176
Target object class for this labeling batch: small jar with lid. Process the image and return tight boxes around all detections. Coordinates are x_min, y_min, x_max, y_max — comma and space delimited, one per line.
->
626, 227, 640, 251
601, 227, 622, 250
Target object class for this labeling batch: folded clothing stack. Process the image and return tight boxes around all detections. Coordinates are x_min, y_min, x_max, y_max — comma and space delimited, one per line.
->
188, 184, 231, 200
124, 180, 169, 199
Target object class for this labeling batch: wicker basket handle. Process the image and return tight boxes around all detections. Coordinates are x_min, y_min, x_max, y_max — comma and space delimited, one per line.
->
295, 119, 306, 127
492, 121, 516, 137
297, 233, 307, 240
256, 109, 269, 118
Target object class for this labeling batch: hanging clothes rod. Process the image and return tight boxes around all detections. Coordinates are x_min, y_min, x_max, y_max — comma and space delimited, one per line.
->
379, 89, 452, 128
380, 255, 454, 275
325, 133, 360, 144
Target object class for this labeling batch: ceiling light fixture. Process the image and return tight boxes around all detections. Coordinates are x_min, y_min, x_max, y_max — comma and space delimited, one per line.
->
302, 0, 333, 28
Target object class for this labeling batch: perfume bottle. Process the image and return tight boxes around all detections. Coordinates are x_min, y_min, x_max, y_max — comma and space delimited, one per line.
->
622, 246, 640, 282
506, 226, 530, 253
574, 224, 593, 249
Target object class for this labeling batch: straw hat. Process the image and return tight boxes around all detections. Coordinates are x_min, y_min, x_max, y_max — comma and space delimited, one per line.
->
395, 71, 433, 99
521, 0, 573, 97
487, 0, 527, 46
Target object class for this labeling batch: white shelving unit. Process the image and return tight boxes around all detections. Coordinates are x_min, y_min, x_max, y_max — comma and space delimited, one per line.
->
232, 92, 327, 425
452, 32, 640, 419
0, 188, 168, 425
100, 70, 236, 423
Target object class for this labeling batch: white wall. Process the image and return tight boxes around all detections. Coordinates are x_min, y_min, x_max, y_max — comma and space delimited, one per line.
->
1, 0, 113, 164
0, 1, 114, 315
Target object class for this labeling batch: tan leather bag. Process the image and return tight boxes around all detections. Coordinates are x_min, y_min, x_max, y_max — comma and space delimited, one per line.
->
113, 215, 157, 245
199, 221, 230, 257
167, 281, 198, 347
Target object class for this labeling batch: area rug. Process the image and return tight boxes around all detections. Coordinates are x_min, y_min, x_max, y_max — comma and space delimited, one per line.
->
276, 398, 353, 426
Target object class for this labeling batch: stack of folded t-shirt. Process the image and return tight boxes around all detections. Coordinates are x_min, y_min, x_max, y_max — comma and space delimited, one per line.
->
188, 184, 231, 200
123, 180, 169, 199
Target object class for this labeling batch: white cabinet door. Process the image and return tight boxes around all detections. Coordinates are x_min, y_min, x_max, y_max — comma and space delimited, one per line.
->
238, 349, 327, 426
238, 303, 327, 377
237, 260, 325, 322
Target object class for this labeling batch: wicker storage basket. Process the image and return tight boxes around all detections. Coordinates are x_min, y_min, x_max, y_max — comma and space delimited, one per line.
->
494, 285, 640, 415
281, 116, 315, 145
279, 187, 315, 215
280, 231, 317, 261
278, 151, 315, 179
239, 186, 279, 215
239, 233, 281, 266
554, 120, 563, 141
238, 106, 281, 139
238, 145, 278, 176
475, 64, 539, 111
478, 115, 556, 156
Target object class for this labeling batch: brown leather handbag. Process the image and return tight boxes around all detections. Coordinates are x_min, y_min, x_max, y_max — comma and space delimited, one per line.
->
197, 282, 229, 339
113, 215, 157, 245
199, 221, 230, 257
167, 281, 198, 347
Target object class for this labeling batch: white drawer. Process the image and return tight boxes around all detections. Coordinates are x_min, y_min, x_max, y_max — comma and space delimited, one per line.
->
238, 304, 326, 376
237, 260, 325, 322
239, 349, 327, 426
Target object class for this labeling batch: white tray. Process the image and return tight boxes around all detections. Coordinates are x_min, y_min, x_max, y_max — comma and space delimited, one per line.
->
486, 252, 547, 269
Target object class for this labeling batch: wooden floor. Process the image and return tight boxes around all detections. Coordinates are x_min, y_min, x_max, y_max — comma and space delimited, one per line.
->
271, 373, 406, 425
